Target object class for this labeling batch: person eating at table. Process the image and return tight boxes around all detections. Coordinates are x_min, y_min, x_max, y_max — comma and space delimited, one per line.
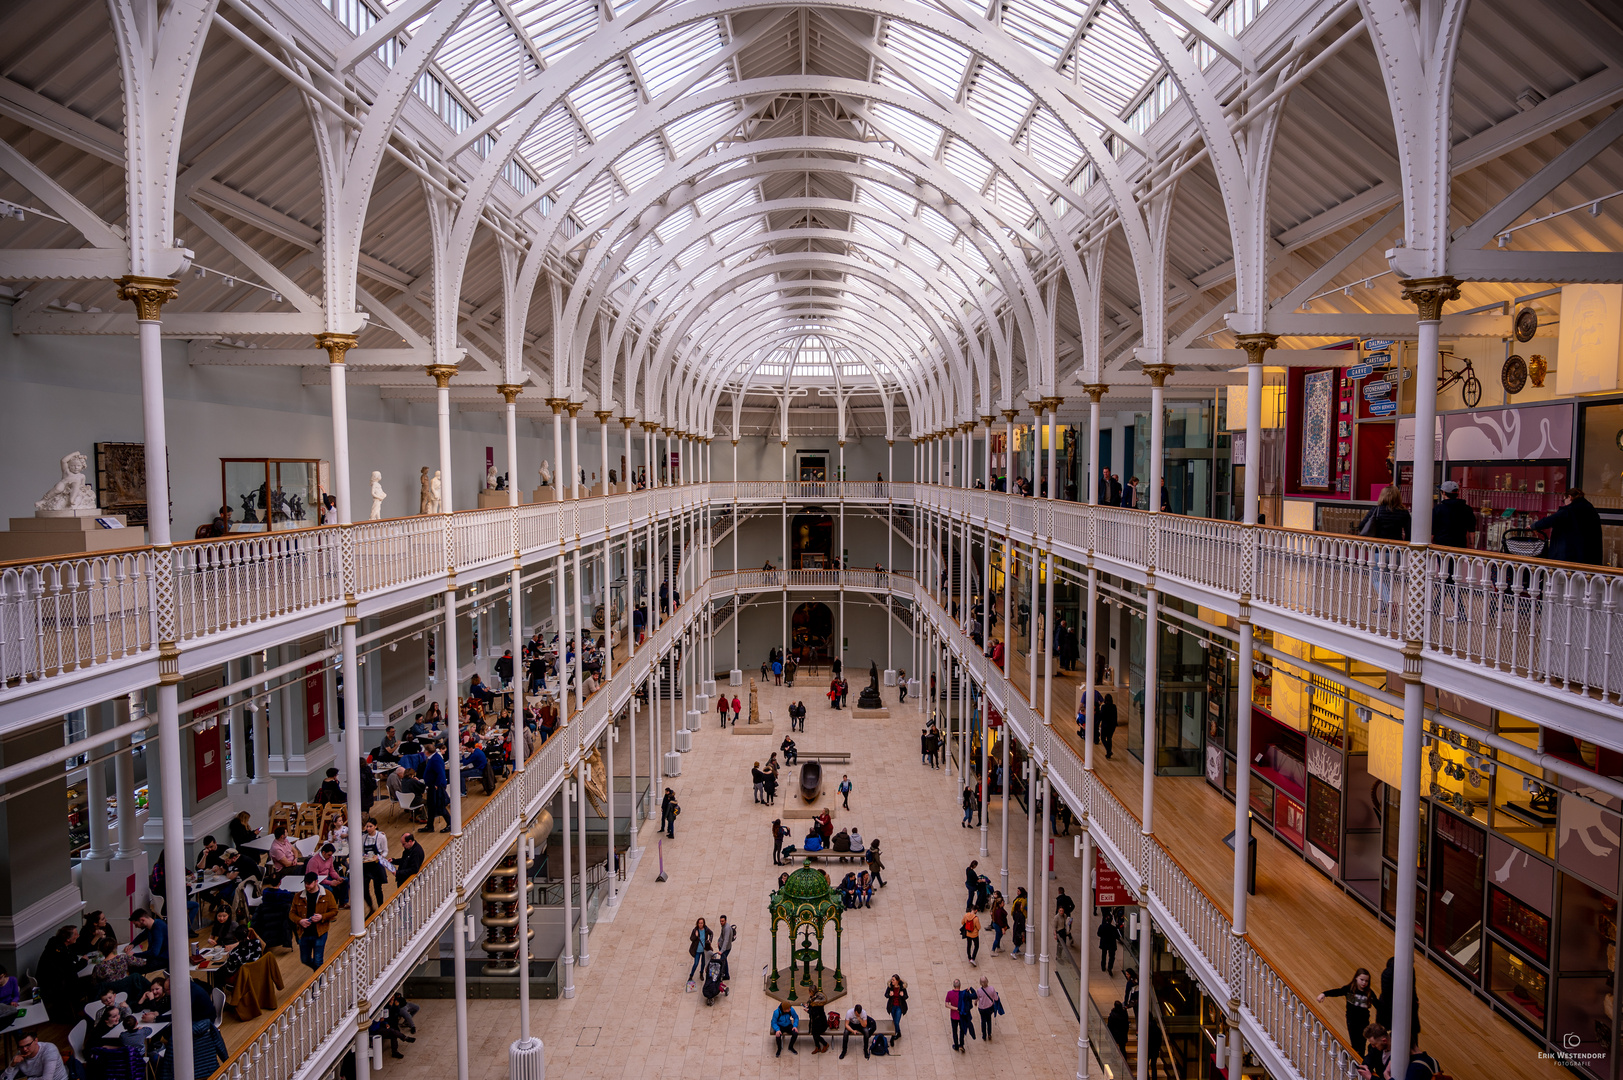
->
461, 742, 491, 797
374, 726, 400, 763
127, 910, 168, 975
92, 938, 146, 997
136, 976, 170, 1021
91, 1001, 126, 1040
306, 842, 349, 907
204, 909, 248, 954
0, 965, 18, 1006
195, 835, 228, 875
394, 833, 425, 887
117, 1014, 150, 1052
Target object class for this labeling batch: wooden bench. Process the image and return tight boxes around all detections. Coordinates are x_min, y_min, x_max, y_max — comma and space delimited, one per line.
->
766, 1016, 899, 1054
779, 847, 871, 865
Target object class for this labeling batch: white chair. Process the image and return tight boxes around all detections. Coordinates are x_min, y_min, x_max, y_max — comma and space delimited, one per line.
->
67, 1020, 86, 1060
295, 834, 322, 860
393, 791, 419, 822
211, 986, 227, 1028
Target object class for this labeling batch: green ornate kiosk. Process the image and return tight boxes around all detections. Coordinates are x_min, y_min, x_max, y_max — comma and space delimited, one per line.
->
767, 862, 846, 1005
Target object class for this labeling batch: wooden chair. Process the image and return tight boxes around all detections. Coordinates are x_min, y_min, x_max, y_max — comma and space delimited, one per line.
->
268, 802, 298, 834
294, 803, 320, 838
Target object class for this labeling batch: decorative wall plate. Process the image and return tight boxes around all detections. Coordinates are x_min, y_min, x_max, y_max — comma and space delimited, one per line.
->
1502, 354, 1528, 395
1515, 306, 1539, 342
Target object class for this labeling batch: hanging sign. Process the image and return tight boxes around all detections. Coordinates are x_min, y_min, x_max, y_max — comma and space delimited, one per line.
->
1095, 851, 1132, 907
1364, 351, 1392, 368
1363, 340, 1395, 353
1368, 400, 1398, 416
1347, 364, 1374, 380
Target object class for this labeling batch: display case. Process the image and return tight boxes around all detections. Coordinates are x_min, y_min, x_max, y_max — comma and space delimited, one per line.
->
1445, 463, 1569, 550
1489, 939, 1549, 1032
1491, 887, 1552, 963
223, 458, 326, 532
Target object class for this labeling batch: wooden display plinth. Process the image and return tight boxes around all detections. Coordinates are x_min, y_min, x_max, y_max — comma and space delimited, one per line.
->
0, 513, 140, 561
477, 489, 513, 509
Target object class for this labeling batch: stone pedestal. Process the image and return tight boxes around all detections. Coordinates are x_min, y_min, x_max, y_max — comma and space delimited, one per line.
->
906, 678, 920, 701
664, 750, 683, 776
702, 680, 717, 697
478, 490, 510, 509
729, 670, 743, 686
531, 486, 562, 504
693, 693, 709, 713
674, 728, 692, 752
684, 709, 702, 733
883, 669, 897, 686
0, 513, 141, 561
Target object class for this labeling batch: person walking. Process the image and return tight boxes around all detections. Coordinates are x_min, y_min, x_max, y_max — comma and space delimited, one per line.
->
1535, 488, 1604, 564
1378, 956, 1421, 1044
1318, 967, 1380, 1056
808, 993, 831, 1054
865, 840, 886, 888
731, 694, 742, 725
772, 1002, 800, 1056
717, 695, 728, 727
1098, 912, 1121, 974
714, 915, 736, 981
964, 861, 981, 908
945, 979, 967, 1052
1107, 1000, 1130, 1054
975, 977, 1000, 1042
685, 918, 712, 991
884, 975, 908, 1043
989, 893, 1009, 955
661, 788, 679, 839
838, 774, 853, 810
1098, 694, 1118, 759
961, 787, 976, 827
289, 873, 338, 970
1011, 887, 1028, 959
752, 762, 765, 804
962, 907, 981, 966
898, 669, 907, 703
772, 656, 783, 686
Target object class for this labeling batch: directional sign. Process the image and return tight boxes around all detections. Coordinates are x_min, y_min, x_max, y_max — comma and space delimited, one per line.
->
1347, 364, 1373, 380
1364, 340, 1395, 352
1363, 381, 1393, 402
1364, 351, 1392, 367
1368, 400, 1398, 416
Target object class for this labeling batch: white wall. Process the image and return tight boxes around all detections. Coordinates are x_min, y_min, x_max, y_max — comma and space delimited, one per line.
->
0, 301, 553, 531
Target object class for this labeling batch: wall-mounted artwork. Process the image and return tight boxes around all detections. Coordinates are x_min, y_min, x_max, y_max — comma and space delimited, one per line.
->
1300, 369, 1335, 489
95, 442, 152, 525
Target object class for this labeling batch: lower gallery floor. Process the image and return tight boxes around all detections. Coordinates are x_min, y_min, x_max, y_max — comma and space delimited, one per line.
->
385, 678, 1091, 1079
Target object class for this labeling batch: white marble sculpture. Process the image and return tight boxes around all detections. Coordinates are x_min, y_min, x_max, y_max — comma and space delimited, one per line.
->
419, 466, 432, 514
538, 459, 553, 487
427, 471, 442, 514
369, 471, 387, 520
486, 464, 498, 490
34, 451, 98, 514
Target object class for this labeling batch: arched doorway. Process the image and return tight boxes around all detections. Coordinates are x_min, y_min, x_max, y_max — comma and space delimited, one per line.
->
790, 512, 833, 568
792, 602, 834, 663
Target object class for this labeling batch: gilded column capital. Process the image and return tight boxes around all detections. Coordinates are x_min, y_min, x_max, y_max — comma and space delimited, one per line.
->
1082, 383, 1109, 404
1039, 396, 1064, 412
566, 401, 583, 417
497, 384, 524, 404
426, 364, 460, 388
314, 332, 359, 364
594, 410, 614, 423
116, 276, 180, 321
1001, 409, 1018, 423
1234, 333, 1277, 365
981, 414, 994, 428
621, 416, 637, 429
1399, 276, 1461, 322
1141, 365, 1173, 388
640, 421, 659, 432
547, 397, 569, 414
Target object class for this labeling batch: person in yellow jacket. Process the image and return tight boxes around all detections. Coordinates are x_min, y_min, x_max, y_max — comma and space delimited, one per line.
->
289, 873, 339, 970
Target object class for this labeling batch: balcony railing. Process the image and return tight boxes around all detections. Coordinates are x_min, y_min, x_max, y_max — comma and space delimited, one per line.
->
4, 480, 1620, 721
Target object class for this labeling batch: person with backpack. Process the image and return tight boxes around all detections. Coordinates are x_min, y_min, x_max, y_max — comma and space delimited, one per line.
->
961, 907, 981, 966
661, 788, 679, 839
865, 840, 886, 888
840, 1004, 878, 1059
884, 974, 908, 1042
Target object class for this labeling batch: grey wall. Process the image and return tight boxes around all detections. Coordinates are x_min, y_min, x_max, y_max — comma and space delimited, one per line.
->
721, 435, 907, 482
0, 301, 554, 531
726, 591, 913, 676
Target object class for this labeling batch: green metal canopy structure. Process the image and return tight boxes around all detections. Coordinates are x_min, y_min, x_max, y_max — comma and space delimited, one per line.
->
768, 862, 846, 1004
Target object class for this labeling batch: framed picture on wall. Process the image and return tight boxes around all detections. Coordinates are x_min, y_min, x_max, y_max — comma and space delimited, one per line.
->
1300, 369, 1336, 490
95, 442, 169, 526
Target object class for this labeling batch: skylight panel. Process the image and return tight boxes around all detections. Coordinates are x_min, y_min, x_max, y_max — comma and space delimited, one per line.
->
989, 172, 1036, 223
1001, 0, 1094, 64
1072, 5, 1159, 115
509, 0, 599, 63
879, 22, 970, 99
654, 204, 696, 244
614, 136, 668, 193
852, 216, 904, 248
1024, 105, 1085, 180
572, 170, 620, 223
630, 20, 726, 100
711, 217, 757, 249
871, 103, 942, 159
519, 104, 582, 183
859, 180, 916, 220
917, 204, 957, 244
435, 3, 529, 112
695, 176, 754, 217
940, 137, 994, 192
568, 59, 638, 140
666, 99, 739, 157
963, 64, 1033, 142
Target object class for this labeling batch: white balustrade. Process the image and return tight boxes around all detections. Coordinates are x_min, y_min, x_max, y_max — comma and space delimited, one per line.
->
0, 550, 155, 684
174, 530, 345, 640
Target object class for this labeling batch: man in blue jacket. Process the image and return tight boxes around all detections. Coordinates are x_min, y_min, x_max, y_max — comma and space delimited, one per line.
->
423, 744, 451, 833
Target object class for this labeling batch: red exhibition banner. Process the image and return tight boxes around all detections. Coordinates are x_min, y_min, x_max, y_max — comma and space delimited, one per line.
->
192, 719, 222, 800
1095, 851, 1131, 907
305, 662, 326, 742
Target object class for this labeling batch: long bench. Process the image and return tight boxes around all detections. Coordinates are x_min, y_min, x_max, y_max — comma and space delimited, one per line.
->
779, 847, 871, 864
789, 750, 850, 764
766, 1015, 900, 1055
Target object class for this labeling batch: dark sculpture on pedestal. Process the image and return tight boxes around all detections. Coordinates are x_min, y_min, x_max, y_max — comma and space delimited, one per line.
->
856, 659, 884, 710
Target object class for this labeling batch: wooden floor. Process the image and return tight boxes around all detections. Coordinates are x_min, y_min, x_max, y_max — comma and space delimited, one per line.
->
955, 610, 1566, 1080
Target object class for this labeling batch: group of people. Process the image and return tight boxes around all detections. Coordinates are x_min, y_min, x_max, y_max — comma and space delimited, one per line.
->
715, 693, 745, 726
750, 757, 782, 804
1077, 692, 1120, 758
1316, 960, 1433, 1080
772, 989, 900, 1059
944, 975, 1003, 1051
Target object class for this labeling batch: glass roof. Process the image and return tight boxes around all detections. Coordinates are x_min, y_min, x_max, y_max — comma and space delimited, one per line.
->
353, 0, 1267, 399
